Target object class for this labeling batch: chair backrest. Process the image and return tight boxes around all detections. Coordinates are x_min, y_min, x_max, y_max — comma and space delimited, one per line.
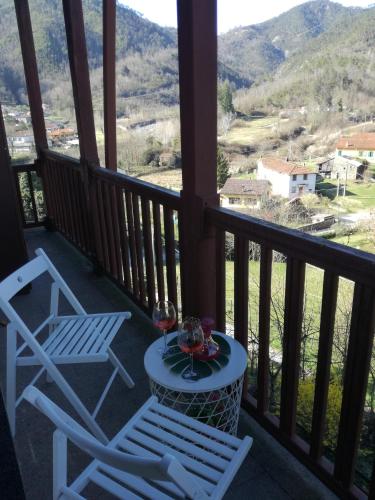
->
0, 248, 85, 331
22, 386, 188, 484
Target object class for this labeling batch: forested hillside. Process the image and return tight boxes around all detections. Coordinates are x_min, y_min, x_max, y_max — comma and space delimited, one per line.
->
1, 0, 375, 117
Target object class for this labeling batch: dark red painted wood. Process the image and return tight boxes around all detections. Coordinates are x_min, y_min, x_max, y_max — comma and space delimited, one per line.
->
103, 0, 117, 170
215, 228, 226, 332
62, 0, 99, 166
117, 187, 131, 290
310, 271, 338, 461
257, 245, 272, 415
141, 198, 156, 310
177, 0, 219, 318
14, 0, 48, 153
0, 103, 29, 281
164, 207, 178, 311
125, 191, 140, 299
334, 284, 375, 489
280, 257, 305, 436
234, 235, 249, 394
152, 202, 165, 302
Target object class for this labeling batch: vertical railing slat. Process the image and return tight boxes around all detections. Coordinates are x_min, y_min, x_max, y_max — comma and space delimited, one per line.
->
14, 172, 27, 226
132, 193, 146, 305
215, 228, 226, 332
96, 180, 110, 273
125, 191, 140, 300
257, 245, 272, 415
234, 235, 249, 395
116, 187, 131, 290
164, 207, 178, 311
103, 181, 118, 279
26, 171, 38, 224
310, 271, 339, 461
110, 184, 124, 284
152, 202, 165, 302
280, 257, 305, 436
141, 198, 156, 310
334, 283, 375, 489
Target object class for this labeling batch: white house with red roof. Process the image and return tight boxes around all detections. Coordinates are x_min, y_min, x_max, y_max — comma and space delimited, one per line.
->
257, 157, 317, 199
336, 133, 375, 162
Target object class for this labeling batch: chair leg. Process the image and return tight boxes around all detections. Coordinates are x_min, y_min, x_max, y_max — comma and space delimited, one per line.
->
108, 348, 135, 388
53, 430, 67, 500
6, 323, 17, 437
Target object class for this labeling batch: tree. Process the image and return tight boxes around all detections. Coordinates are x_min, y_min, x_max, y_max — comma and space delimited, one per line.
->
218, 81, 234, 114
217, 148, 230, 189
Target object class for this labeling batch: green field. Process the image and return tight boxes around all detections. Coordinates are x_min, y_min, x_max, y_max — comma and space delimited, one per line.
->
219, 116, 278, 145
317, 180, 375, 211
332, 231, 374, 253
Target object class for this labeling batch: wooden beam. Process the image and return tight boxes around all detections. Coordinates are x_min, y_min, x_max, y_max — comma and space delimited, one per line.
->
0, 103, 29, 281
62, 0, 99, 166
177, 0, 219, 318
103, 0, 117, 170
14, 0, 48, 153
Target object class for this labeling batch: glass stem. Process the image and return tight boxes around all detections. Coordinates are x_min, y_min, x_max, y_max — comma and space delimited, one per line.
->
163, 329, 167, 352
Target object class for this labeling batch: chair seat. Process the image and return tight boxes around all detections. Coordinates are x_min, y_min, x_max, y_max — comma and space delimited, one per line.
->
43, 314, 126, 360
69, 397, 253, 499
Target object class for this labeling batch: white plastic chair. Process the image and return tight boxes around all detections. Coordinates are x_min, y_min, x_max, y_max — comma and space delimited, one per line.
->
23, 385, 253, 499
0, 248, 134, 442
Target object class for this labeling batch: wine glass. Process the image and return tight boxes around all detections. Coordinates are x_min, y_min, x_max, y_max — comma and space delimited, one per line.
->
178, 317, 204, 381
152, 300, 176, 357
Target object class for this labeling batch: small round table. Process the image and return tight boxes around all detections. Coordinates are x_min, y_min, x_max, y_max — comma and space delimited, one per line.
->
144, 331, 247, 435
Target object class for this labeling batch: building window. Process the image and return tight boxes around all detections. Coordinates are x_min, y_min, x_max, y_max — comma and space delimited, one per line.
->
338, 150, 342, 156
359, 151, 363, 156
291, 186, 297, 193
369, 151, 373, 158
229, 197, 240, 205
303, 174, 308, 180
292, 174, 297, 181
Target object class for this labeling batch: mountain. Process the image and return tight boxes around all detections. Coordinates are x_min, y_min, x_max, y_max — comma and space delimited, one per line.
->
0, 0, 176, 102
238, 3, 375, 113
218, 0, 361, 82
0, 0, 249, 106
1, 0, 375, 115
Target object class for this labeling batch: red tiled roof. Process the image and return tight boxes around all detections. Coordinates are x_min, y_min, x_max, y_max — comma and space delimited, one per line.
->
220, 179, 270, 196
260, 157, 316, 175
336, 133, 375, 151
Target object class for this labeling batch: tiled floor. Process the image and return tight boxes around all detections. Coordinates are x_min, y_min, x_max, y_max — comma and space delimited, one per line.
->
0, 228, 338, 499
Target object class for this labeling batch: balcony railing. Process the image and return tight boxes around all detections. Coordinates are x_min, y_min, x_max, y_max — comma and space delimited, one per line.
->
15, 153, 375, 499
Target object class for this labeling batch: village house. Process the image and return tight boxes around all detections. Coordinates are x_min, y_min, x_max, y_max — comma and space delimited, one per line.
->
315, 155, 335, 178
332, 155, 364, 180
220, 178, 270, 208
336, 132, 375, 162
257, 157, 317, 198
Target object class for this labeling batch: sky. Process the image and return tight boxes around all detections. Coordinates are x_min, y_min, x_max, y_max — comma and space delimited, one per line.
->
120, 0, 373, 33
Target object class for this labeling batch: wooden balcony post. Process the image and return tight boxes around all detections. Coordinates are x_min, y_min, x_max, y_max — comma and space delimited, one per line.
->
62, 0, 101, 262
0, 103, 29, 281
62, 0, 99, 167
177, 0, 219, 318
14, 0, 48, 155
103, 0, 117, 171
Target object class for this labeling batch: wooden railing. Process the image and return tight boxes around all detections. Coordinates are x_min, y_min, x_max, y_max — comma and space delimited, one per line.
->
207, 206, 375, 499
13, 163, 45, 227
40, 150, 181, 315
17, 153, 375, 498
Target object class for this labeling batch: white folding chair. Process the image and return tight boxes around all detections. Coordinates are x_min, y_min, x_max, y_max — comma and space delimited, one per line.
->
0, 248, 134, 442
23, 385, 253, 499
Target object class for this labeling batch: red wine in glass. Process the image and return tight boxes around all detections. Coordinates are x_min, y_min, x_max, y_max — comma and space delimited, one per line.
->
152, 301, 176, 357
178, 317, 204, 380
